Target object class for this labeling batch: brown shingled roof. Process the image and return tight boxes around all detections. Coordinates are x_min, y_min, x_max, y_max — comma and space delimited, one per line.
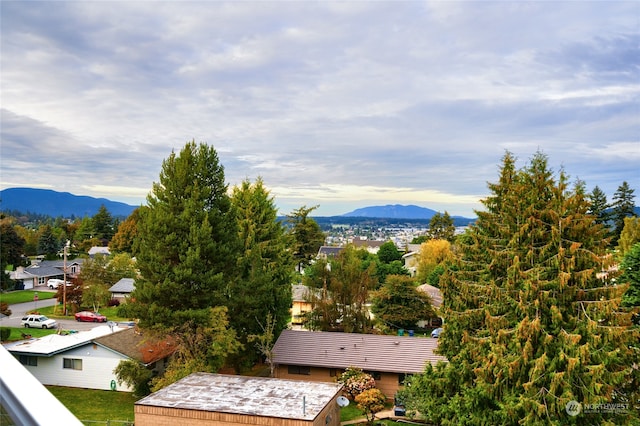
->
93, 327, 176, 365
273, 330, 447, 374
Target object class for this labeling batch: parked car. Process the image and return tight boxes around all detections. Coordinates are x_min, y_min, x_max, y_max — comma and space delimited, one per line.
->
47, 279, 72, 289
431, 327, 443, 338
74, 311, 107, 322
21, 314, 57, 329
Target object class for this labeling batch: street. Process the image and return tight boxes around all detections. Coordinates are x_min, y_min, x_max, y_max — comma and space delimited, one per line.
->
0, 297, 105, 332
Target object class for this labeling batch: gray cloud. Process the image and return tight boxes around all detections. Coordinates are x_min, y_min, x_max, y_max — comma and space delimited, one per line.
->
1, 1, 638, 217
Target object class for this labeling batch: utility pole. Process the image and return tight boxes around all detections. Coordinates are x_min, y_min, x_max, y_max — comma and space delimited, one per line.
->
63, 241, 69, 316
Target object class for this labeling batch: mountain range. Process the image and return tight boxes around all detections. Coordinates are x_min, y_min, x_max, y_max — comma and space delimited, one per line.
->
0, 188, 139, 218
1, 188, 475, 222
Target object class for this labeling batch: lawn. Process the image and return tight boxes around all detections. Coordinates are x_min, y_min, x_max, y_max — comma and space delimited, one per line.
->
46, 386, 137, 424
0, 290, 56, 305
0, 326, 57, 341
37, 304, 129, 322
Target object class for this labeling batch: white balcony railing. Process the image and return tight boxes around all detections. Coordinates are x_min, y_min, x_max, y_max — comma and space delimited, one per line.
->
0, 345, 83, 425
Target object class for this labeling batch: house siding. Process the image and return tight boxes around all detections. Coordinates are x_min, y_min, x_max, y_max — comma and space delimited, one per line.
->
275, 365, 403, 399
19, 344, 132, 391
135, 404, 340, 426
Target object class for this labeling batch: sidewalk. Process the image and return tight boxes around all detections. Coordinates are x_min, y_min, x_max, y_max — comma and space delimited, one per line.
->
341, 409, 396, 425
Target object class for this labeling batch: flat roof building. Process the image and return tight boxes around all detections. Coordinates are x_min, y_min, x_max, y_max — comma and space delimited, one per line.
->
135, 372, 344, 426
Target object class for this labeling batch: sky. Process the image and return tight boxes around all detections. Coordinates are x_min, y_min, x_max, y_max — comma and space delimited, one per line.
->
1, 1, 638, 218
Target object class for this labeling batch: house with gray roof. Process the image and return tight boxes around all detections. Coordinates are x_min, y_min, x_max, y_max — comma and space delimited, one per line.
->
272, 329, 447, 398
17, 258, 84, 289
109, 278, 135, 301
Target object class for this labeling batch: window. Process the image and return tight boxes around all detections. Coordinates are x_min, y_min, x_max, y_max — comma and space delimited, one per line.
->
18, 355, 37, 366
366, 370, 382, 381
329, 368, 337, 377
63, 358, 82, 370
287, 365, 310, 375
399, 373, 411, 384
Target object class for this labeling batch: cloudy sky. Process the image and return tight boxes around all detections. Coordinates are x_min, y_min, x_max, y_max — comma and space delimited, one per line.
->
1, 1, 638, 217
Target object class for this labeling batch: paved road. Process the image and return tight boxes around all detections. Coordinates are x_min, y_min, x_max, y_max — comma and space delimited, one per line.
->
0, 296, 101, 331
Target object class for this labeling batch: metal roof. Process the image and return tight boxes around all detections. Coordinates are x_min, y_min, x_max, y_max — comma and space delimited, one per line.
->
273, 330, 447, 374
5, 325, 127, 357
135, 373, 343, 421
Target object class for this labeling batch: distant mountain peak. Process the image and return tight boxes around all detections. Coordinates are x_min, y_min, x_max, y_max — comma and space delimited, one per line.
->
341, 204, 439, 219
0, 187, 137, 218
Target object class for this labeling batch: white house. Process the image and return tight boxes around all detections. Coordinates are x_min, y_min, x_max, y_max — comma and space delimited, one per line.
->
5, 325, 174, 392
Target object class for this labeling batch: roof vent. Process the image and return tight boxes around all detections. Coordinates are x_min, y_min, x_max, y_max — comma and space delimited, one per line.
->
394, 341, 399, 345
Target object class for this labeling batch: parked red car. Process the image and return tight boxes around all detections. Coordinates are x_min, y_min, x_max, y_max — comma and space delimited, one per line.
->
74, 311, 107, 322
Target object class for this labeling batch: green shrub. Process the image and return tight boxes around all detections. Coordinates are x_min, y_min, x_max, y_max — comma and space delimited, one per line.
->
0, 327, 11, 341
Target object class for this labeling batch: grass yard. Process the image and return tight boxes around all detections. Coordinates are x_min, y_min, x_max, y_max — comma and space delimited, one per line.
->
1, 326, 57, 341
37, 305, 129, 322
46, 386, 137, 424
341, 402, 366, 421
0, 290, 56, 305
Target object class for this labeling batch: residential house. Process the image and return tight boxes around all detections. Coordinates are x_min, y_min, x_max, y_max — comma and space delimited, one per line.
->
401, 243, 422, 277
272, 329, 447, 398
5, 326, 174, 391
317, 246, 343, 259
291, 284, 313, 326
350, 237, 386, 254
416, 283, 444, 327
135, 372, 344, 426
109, 278, 136, 302
19, 258, 83, 289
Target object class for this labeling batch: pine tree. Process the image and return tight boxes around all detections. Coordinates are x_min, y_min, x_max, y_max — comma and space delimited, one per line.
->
611, 181, 637, 245
404, 152, 639, 425
228, 178, 294, 370
588, 185, 609, 225
127, 141, 240, 331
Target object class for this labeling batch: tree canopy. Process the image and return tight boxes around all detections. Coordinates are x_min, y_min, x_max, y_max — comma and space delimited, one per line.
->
402, 152, 639, 425
126, 141, 240, 330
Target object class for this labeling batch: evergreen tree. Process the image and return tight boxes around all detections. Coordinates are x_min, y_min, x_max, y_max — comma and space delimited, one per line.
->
287, 205, 325, 272
621, 243, 640, 308
0, 218, 26, 290
127, 141, 240, 331
92, 205, 115, 242
611, 181, 636, 245
37, 224, 59, 257
427, 211, 456, 241
228, 178, 294, 370
588, 185, 609, 225
404, 152, 639, 425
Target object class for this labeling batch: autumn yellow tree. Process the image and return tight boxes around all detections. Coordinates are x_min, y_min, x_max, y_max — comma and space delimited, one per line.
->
416, 239, 454, 285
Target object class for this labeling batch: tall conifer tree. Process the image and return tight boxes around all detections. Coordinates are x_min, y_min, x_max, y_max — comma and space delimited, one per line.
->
403, 152, 639, 425
128, 141, 240, 330
229, 178, 294, 369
